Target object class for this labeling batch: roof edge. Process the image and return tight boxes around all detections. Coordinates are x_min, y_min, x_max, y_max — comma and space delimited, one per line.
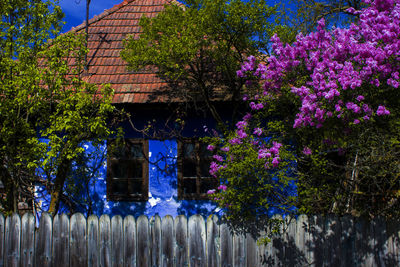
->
69, 0, 183, 33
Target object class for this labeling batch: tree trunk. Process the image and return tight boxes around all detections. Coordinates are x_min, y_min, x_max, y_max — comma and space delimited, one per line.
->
48, 158, 72, 217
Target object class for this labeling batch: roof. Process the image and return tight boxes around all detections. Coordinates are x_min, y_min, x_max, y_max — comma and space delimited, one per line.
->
69, 0, 181, 104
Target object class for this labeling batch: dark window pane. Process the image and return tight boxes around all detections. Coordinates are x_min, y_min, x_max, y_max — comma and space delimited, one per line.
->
110, 144, 126, 158
131, 161, 143, 178
129, 143, 144, 158
112, 180, 129, 195
183, 143, 195, 158
183, 178, 197, 194
200, 178, 217, 194
129, 179, 143, 195
200, 143, 213, 158
200, 159, 212, 177
112, 160, 129, 178
183, 159, 196, 177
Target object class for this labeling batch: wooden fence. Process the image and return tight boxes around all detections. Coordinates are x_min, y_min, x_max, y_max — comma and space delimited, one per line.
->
0, 213, 399, 266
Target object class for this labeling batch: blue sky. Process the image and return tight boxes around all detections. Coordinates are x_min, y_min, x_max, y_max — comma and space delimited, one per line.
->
59, 0, 122, 32
59, 0, 283, 33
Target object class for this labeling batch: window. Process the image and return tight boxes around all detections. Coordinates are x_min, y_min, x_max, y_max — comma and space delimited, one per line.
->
107, 139, 149, 201
178, 139, 218, 199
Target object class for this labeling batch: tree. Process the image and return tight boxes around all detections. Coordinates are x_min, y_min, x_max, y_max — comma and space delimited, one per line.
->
0, 0, 116, 216
284, 0, 366, 33
121, 0, 294, 130
209, 0, 400, 222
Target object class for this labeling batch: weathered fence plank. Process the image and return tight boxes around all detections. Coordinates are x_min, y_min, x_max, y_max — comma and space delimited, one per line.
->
270, 214, 283, 267
207, 215, 220, 267
21, 213, 35, 267
87, 215, 99, 267
35, 213, 52, 267
373, 217, 387, 267
99, 214, 111, 267
161, 215, 174, 267
137, 215, 150, 267
309, 215, 324, 267
111, 215, 124, 267
324, 215, 341, 266
123, 215, 137, 267
386, 218, 400, 266
150, 215, 161, 267
188, 215, 206, 267
246, 233, 257, 267
340, 215, 355, 267
3, 213, 400, 266
256, 230, 270, 267
70, 213, 87, 267
175, 215, 188, 267
284, 216, 296, 267
5, 213, 21, 267
0, 214, 4, 267
233, 232, 245, 267
355, 216, 373, 267
220, 222, 233, 267
52, 213, 70, 267
295, 214, 310, 266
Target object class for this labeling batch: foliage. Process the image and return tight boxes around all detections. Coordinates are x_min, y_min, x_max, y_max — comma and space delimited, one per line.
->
282, 0, 366, 33
0, 0, 116, 215
209, 0, 400, 222
121, 0, 294, 128
203, 109, 297, 234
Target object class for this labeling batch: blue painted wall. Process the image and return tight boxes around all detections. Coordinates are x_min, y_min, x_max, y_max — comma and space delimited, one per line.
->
33, 106, 228, 217
36, 139, 220, 218
89, 139, 219, 217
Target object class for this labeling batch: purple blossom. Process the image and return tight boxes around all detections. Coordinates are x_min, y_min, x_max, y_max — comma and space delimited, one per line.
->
236, 120, 248, 130
209, 162, 221, 176
229, 138, 242, 145
236, 129, 248, 139
302, 147, 312, 155
269, 141, 282, 155
253, 127, 262, 136
220, 147, 229, 152
207, 189, 216, 194
258, 149, 271, 159
249, 102, 264, 110
236, 70, 245, 78
207, 145, 215, 151
243, 113, 252, 121
218, 184, 227, 191
236, 0, 400, 129
213, 155, 223, 162
376, 105, 390, 115
356, 95, 365, 102
272, 157, 280, 168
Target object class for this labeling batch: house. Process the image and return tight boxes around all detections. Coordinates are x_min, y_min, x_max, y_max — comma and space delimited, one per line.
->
35, 0, 238, 218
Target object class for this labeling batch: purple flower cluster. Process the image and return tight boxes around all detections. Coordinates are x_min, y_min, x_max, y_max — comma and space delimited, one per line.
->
209, 161, 223, 177
258, 141, 282, 168
238, 0, 396, 129
377, 105, 391, 115
236, 55, 256, 78
302, 147, 312, 155
210, 0, 398, 184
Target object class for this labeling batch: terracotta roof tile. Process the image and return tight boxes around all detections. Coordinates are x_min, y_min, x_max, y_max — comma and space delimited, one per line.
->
66, 0, 181, 103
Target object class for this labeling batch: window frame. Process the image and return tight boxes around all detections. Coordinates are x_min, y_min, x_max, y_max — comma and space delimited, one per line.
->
107, 139, 149, 201
177, 138, 218, 200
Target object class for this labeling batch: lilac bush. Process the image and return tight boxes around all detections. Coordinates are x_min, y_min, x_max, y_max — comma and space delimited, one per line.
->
209, 0, 400, 219
243, 0, 397, 130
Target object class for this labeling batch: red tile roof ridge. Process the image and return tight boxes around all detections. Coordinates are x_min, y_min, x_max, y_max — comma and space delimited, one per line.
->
69, 0, 183, 33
